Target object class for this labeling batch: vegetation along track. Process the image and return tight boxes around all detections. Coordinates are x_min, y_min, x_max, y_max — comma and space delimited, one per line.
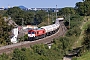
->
0, 21, 67, 54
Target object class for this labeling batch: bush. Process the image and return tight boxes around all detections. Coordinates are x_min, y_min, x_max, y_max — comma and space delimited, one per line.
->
72, 57, 77, 60
66, 27, 81, 37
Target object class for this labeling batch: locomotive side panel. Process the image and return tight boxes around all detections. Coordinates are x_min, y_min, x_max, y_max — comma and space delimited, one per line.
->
35, 29, 46, 36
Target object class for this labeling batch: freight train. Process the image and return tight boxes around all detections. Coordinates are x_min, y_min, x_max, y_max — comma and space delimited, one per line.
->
28, 18, 64, 40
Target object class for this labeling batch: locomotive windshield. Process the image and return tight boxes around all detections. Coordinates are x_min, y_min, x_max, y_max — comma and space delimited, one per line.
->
32, 32, 34, 34
28, 31, 35, 34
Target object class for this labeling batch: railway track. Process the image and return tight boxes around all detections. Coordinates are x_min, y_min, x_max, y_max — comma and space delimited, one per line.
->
0, 21, 67, 54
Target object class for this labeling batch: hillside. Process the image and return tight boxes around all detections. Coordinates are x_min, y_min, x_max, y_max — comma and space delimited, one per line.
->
72, 16, 90, 60
77, 51, 90, 60
72, 16, 90, 48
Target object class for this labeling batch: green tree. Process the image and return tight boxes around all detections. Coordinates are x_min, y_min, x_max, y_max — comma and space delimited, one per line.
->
0, 10, 7, 16
0, 15, 12, 45
82, 24, 90, 50
31, 44, 48, 55
6, 7, 25, 25
76, 1, 90, 16
0, 53, 9, 60
23, 12, 34, 25
66, 27, 81, 37
12, 48, 27, 60
58, 7, 75, 16
34, 10, 47, 25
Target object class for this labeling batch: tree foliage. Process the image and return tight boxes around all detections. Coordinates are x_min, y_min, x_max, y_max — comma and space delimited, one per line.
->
66, 27, 81, 37
0, 53, 9, 60
6, 7, 35, 25
34, 10, 47, 25
75, 0, 90, 16
0, 0, 89, 59
0, 15, 12, 45
11, 48, 27, 60
58, 7, 76, 16
82, 24, 90, 50
6, 7, 48, 25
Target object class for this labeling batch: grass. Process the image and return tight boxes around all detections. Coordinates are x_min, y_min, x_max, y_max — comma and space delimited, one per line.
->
74, 16, 90, 60
72, 16, 90, 48
82, 20, 90, 30
77, 51, 90, 60
82, 16, 90, 30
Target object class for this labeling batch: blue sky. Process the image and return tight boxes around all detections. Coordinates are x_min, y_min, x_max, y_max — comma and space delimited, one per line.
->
0, 0, 82, 8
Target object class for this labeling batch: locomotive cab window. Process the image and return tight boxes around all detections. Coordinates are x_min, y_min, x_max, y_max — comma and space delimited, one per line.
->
32, 32, 35, 34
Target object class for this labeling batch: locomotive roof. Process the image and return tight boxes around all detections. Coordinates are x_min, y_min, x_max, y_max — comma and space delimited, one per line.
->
56, 18, 64, 21
28, 28, 44, 31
